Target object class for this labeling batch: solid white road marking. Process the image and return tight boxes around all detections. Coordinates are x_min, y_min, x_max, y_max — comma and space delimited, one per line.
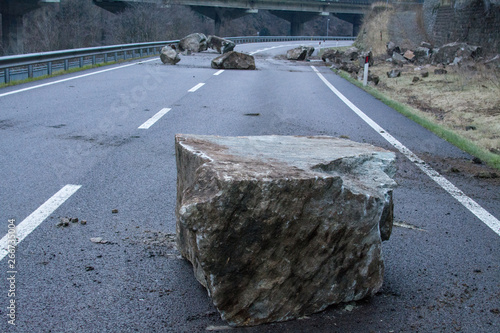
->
213, 70, 225, 76
138, 108, 171, 129
311, 66, 500, 237
0, 184, 82, 261
0, 59, 158, 98
188, 83, 205, 92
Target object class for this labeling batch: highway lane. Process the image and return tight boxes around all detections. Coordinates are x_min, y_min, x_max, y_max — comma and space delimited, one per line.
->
0, 40, 499, 332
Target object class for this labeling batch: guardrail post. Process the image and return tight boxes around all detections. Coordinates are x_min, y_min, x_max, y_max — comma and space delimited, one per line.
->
79, 56, 84, 68
28, 64, 33, 78
104, 53, 108, 63
4, 68, 10, 84
64, 59, 69, 71
48, 62, 52, 76
92, 55, 96, 65
114, 52, 118, 62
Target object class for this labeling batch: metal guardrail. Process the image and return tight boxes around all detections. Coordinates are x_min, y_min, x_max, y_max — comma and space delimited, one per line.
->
0, 36, 355, 84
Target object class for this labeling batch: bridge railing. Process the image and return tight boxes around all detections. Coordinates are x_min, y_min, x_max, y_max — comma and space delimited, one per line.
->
0, 36, 355, 84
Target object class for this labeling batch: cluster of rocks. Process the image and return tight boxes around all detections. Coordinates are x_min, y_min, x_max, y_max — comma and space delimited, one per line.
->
160, 33, 253, 70
322, 47, 379, 84
286, 46, 315, 61
386, 41, 484, 67
322, 40, 499, 84
56, 216, 86, 227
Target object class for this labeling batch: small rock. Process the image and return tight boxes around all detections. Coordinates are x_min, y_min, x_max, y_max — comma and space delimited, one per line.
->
59, 217, 70, 227
421, 42, 432, 49
475, 172, 498, 179
421, 71, 429, 78
465, 126, 476, 131
90, 237, 108, 244
434, 69, 447, 75
112, 209, 119, 214
81, 220, 87, 225
70, 217, 79, 223
489, 148, 500, 155
345, 304, 355, 312
472, 157, 482, 164
392, 52, 407, 65
387, 69, 401, 78
386, 41, 400, 56
412, 76, 420, 83
85, 266, 95, 271
449, 167, 460, 173
404, 50, 415, 61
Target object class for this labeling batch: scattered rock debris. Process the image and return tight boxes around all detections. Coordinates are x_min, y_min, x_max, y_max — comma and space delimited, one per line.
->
56, 216, 86, 228
112, 209, 119, 214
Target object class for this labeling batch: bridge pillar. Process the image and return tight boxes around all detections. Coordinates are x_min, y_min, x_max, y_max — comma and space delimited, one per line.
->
332, 13, 363, 36
1, 14, 24, 54
1, 0, 60, 54
269, 11, 318, 36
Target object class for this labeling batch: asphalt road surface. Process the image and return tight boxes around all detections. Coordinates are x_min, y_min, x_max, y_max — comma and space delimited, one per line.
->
0, 40, 498, 332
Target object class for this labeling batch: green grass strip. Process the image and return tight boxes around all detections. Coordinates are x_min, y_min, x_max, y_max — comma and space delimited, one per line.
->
334, 69, 500, 171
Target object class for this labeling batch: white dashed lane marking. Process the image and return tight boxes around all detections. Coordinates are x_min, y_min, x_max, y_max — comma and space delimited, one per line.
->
138, 108, 171, 129
0, 185, 82, 261
188, 83, 205, 92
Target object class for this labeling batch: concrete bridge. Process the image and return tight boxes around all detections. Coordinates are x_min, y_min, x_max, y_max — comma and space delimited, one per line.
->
0, 0, 371, 54
93, 0, 372, 36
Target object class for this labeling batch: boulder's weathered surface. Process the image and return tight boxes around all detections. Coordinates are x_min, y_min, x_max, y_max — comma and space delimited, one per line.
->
286, 46, 314, 60
386, 41, 400, 56
343, 46, 359, 61
211, 51, 256, 70
414, 46, 431, 64
403, 50, 415, 61
178, 33, 208, 53
175, 134, 397, 327
322, 49, 341, 63
160, 45, 180, 65
207, 35, 236, 54
392, 52, 407, 65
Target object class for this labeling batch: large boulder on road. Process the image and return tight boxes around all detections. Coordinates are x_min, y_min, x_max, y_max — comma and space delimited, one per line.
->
207, 35, 236, 54
211, 51, 256, 70
178, 33, 208, 53
286, 46, 314, 61
160, 45, 180, 65
176, 134, 397, 327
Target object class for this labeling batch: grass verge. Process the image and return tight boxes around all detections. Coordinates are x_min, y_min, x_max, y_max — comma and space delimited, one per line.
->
334, 69, 500, 171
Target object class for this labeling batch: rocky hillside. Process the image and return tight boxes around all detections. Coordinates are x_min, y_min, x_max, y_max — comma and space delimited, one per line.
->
357, 0, 500, 56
